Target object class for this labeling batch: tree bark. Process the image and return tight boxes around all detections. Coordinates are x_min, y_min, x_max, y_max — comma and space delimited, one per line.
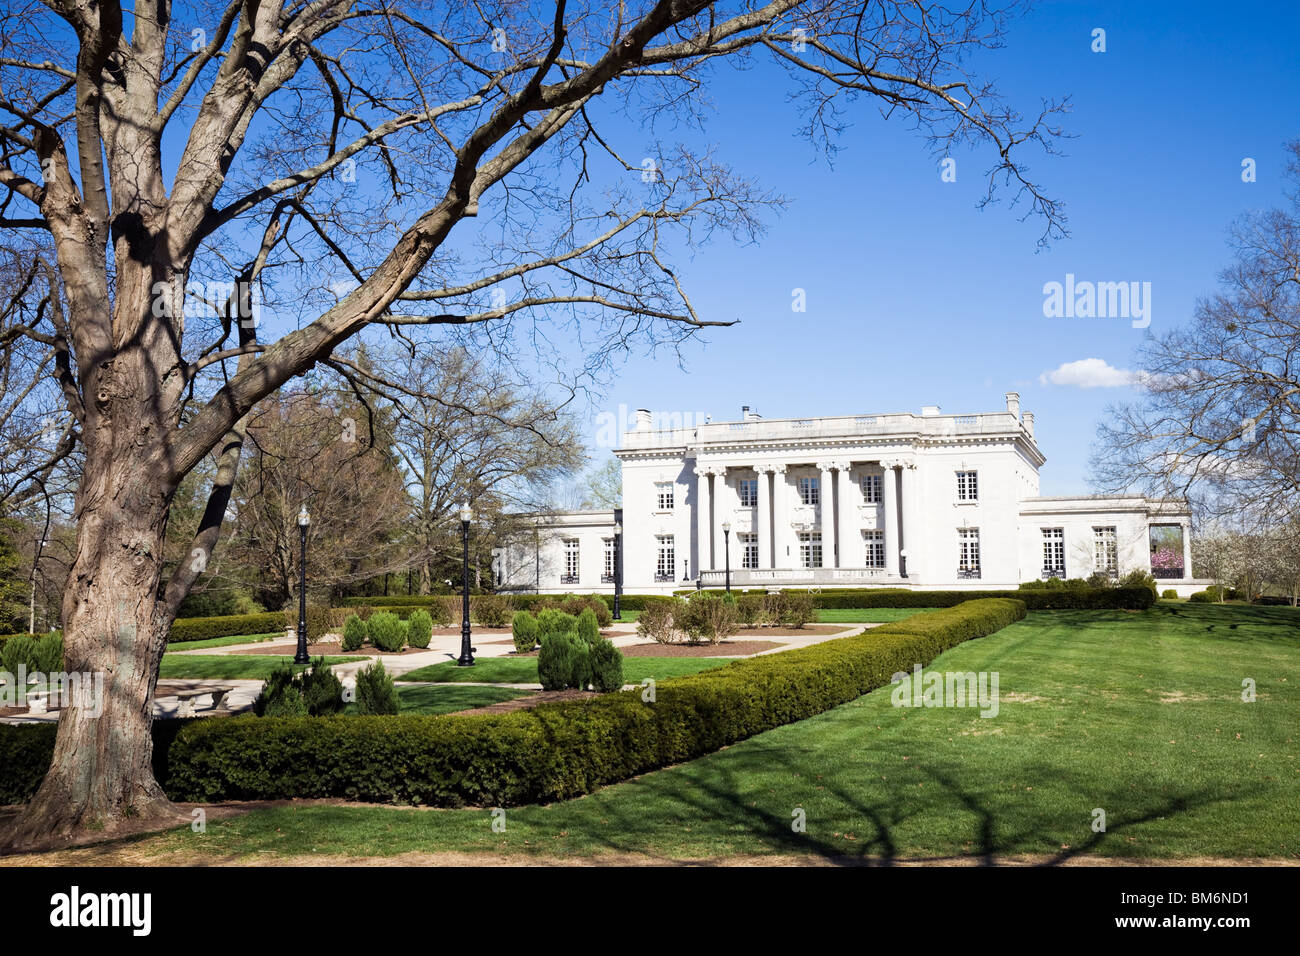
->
1, 352, 187, 851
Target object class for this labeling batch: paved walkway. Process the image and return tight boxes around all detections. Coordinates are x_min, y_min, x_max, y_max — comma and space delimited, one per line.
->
1, 620, 875, 724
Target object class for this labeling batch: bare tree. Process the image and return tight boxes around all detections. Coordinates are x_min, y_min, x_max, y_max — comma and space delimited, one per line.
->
1093, 142, 1300, 523
224, 387, 410, 608
382, 345, 584, 593
0, 0, 1065, 847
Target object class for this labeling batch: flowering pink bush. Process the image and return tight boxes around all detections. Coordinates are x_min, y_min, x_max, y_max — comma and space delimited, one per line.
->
1150, 547, 1184, 575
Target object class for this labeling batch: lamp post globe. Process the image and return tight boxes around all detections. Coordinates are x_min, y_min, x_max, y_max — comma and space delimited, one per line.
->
295, 505, 311, 664
457, 501, 475, 666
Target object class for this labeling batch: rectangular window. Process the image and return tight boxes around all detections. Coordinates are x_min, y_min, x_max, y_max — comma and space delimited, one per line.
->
863, 530, 885, 569
655, 482, 675, 511
1042, 528, 1065, 577
562, 539, 580, 584
956, 470, 979, 502
860, 474, 882, 504
602, 538, 615, 583
738, 478, 758, 508
958, 528, 981, 578
798, 476, 820, 506
655, 535, 675, 582
799, 531, 823, 568
1093, 526, 1118, 577
739, 532, 758, 569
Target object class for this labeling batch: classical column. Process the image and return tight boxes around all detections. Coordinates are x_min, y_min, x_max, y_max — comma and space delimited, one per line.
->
817, 462, 836, 569
755, 465, 772, 569
882, 460, 899, 576
836, 463, 856, 568
712, 466, 729, 572
771, 464, 790, 568
694, 466, 711, 576
1182, 521, 1193, 580
898, 458, 917, 577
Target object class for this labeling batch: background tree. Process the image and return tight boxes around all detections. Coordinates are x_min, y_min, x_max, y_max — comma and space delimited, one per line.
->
382, 345, 583, 594
1093, 141, 1300, 522
0, 0, 1065, 847
224, 387, 409, 608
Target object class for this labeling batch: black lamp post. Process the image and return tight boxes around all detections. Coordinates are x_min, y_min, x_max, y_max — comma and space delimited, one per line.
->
612, 508, 623, 621
457, 501, 474, 667
295, 504, 310, 664
722, 520, 732, 593
900, 548, 908, 579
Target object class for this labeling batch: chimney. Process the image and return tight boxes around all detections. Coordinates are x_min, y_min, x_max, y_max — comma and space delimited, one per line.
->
1005, 391, 1021, 420
921, 405, 941, 417
742, 405, 760, 421
635, 408, 652, 430
1023, 411, 1036, 439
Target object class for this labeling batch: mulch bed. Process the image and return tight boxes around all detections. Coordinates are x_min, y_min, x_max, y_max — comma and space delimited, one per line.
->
621, 640, 784, 657
431, 626, 511, 635
447, 688, 600, 716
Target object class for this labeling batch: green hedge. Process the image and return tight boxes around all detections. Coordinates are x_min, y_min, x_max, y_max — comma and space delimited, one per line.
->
167, 613, 287, 644
0, 598, 1024, 807
674, 586, 1153, 611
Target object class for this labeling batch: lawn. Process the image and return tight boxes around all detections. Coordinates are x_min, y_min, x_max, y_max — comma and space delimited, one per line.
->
344, 684, 529, 715
158, 655, 363, 680
164, 633, 283, 652
400, 655, 737, 685
138, 602, 1300, 862
816, 607, 937, 623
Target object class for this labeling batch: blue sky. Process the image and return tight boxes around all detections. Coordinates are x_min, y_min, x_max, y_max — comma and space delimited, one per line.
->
572, 0, 1300, 494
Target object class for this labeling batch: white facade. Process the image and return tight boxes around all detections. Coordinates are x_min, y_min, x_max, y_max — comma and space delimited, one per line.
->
495, 396, 1198, 595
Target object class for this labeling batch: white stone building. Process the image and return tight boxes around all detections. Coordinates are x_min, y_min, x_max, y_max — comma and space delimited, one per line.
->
493, 396, 1198, 595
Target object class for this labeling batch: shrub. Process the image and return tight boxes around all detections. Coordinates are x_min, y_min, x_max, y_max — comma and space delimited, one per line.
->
635, 599, 680, 644
406, 609, 434, 649
678, 593, 739, 644
1086, 571, 1117, 589
537, 631, 588, 690
512, 611, 539, 654
776, 592, 815, 628
167, 612, 286, 644
367, 611, 408, 653
426, 598, 454, 627
536, 608, 578, 640
588, 638, 625, 693
576, 608, 601, 646
253, 659, 343, 717
341, 614, 368, 652
1161, 589, 1179, 600
1, 599, 1026, 807
1119, 569, 1158, 599
282, 604, 333, 642
1189, 589, 1216, 603
471, 595, 514, 627
736, 594, 763, 626
299, 659, 346, 716
355, 660, 399, 715
1, 635, 36, 676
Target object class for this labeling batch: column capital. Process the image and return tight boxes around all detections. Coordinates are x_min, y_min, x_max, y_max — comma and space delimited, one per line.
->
772, 463, 788, 475
816, 460, 836, 473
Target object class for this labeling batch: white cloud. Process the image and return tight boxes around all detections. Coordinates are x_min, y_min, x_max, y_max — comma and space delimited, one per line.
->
1039, 358, 1142, 389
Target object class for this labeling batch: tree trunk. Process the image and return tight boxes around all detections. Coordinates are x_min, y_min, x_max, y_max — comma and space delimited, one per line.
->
1, 389, 187, 851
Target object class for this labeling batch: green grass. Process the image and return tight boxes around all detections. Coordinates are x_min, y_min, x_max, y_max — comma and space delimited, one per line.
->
165, 633, 284, 651
158, 655, 363, 680
815, 607, 937, 623
147, 603, 1300, 862
342, 684, 529, 716
400, 654, 735, 685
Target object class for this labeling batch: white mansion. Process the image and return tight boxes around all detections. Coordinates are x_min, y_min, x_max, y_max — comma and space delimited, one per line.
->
493, 395, 1198, 595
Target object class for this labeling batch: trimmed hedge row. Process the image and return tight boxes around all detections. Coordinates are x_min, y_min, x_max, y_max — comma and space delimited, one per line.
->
675, 586, 1154, 611
0, 598, 1025, 807
167, 612, 286, 644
